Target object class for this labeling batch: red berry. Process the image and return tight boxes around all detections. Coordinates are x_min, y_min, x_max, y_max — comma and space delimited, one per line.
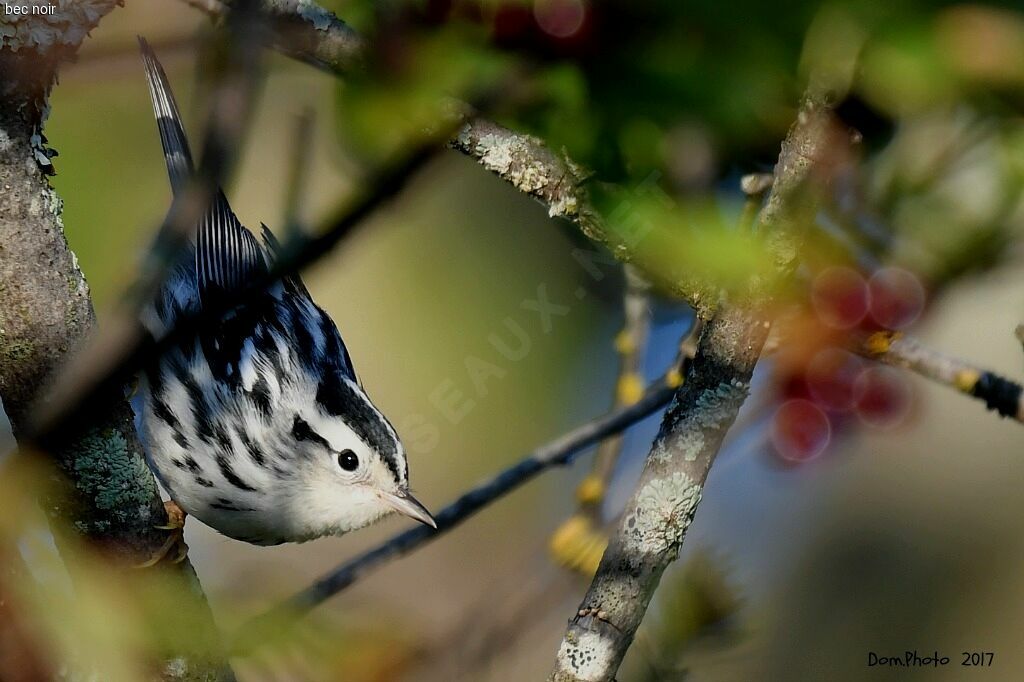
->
868, 267, 925, 330
534, 0, 587, 38
771, 399, 832, 462
806, 348, 864, 412
853, 366, 912, 429
811, 266, 869, 330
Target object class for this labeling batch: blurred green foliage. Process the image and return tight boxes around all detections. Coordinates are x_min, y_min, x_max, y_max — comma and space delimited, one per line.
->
331, 0, 1024, 302
21, 0, 1024, 679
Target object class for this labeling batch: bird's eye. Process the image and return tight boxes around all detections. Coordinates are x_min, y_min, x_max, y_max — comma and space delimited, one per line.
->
337, 449, 359, 472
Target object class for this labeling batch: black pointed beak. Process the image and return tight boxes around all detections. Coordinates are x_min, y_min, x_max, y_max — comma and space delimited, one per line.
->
380, 490, 437, 528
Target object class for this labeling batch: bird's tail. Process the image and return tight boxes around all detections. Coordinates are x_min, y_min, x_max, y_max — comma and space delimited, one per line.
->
138, 37, 194, 195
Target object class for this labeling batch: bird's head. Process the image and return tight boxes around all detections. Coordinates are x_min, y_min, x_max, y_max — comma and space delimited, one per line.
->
286, 372, 435, 539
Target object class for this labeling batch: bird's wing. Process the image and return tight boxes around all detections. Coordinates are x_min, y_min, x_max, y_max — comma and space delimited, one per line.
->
259, 224, 311, 298
195, 192, 267, 303
139, 37, 267, 306
260, 224, 359, 382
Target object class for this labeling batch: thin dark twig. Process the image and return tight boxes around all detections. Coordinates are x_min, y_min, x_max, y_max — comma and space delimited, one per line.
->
855, 330, 1024, 423
282, 108, 315, 235
28, 124, 455, 444
27, 0, 267, 439
232, 377, 678, 651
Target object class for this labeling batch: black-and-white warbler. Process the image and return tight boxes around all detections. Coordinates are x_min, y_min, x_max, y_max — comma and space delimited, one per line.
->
135, 39, 434, 554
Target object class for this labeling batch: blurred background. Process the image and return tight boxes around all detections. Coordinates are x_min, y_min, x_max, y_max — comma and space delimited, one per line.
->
4, 0, 1024, 680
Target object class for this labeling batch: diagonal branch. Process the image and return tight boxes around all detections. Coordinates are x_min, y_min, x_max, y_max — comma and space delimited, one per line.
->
29, 133, 454, 445
29, 3, 266, 438
548, 92, 836, 682
182, 0, 366, 74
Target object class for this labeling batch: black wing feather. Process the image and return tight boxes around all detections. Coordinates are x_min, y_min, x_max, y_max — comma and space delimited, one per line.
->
259, 224, 310, 298
196, 193, 267, 302
260, 224, 358, 381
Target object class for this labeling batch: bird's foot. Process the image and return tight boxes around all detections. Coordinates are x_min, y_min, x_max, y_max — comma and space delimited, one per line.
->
135, 501, 189, 568
577, 606, 612, 623
155, 499, 187, 531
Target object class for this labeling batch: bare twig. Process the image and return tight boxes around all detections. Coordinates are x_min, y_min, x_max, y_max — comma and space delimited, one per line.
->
232, 376, 679, 651
739, 172, 773, 233
548, 92, 836, 682
585, 266, 653, 514
282, 108, 315, 235
27, 107, 459, 446
550, 266, 655, 575
857, 330, 1024, 423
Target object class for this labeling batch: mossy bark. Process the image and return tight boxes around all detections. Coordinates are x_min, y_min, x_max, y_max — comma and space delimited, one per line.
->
0, 8, 234, 682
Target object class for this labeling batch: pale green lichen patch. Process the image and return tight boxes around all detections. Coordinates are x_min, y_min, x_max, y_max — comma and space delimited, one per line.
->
548, 191, 579, 220
163, 657, 189, 680
68, 427, 157, 530
650, 423, 700, 464
0, 336, 35, 365
654, 378, 748, 463
554, 628, 616, 680
693, 378, 749, 426
623, 472, 702, 556
457, 125, 554, 196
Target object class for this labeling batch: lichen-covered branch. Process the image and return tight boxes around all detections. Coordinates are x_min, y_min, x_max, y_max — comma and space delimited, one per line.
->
183, 0, 365, 74
448, 117, 598, 242
0, 6, 233, 681
446, 118, 716, 310
548, 94, 835, 682
1, 0, 158, 569
858, 330, 1024, 423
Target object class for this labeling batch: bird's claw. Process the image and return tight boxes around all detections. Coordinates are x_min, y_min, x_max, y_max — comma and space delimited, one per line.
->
134, 501, 189, 568
156, 500, 187, 530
